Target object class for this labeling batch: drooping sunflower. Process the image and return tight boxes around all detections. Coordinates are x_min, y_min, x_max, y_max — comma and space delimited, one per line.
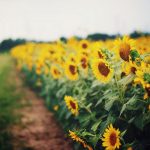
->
102, 124, 121, 150
64, 61, 78, 80
69, 130, 93, 150
121, 61, 138, 75
50, 65, 62, 79
114, 36, 135, 61
64, 96, 79, 116
92, 59, 113, 83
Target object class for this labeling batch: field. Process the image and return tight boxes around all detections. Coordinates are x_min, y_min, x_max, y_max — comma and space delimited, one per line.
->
0, 35, 150, 150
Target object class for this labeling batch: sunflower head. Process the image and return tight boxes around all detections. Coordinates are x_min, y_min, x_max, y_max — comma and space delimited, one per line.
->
69, 130, 93, 150
78, 54, 89, 76
122, 61, 137, 75
64, 61, 78, 81
115, 36, 135, 61
64, 96, 79, 116
92, 48, 106, 61
102, 124, 121, 150
134, 62, 150, 88
92, 59, 113, 83
67, 53, 78, 64
50, 65, 62, 79
79, 40, 89, 50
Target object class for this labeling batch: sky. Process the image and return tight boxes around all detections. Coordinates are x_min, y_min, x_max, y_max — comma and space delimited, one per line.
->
0, 0, 150, 41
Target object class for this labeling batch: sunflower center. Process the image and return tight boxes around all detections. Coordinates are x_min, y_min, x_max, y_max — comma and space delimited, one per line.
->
71, 58, 75, 62
98, 62, 110, 77
50, 50, 54, 54
131, 67, 136, 74
82, 43, 88, 49
119, 43, 130, 61
54, 69, 60, 75
98, 51, 103, 59
81, 58, 87, 69
145, 86, 150, 97
69, 65, 76, 75
70, 101, 76, 109
109, 132, 117, 146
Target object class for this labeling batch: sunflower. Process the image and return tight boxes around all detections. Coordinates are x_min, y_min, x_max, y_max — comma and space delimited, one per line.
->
69, 130, 93, 150
92, 59, 113, 83
50, 65, 62, 79
78, 54, 89, 76
64, 61, 78, 80
121, 61, 137, 75
90, 42, 105, 59
102, 124, 121, 150
64, 96, 79, 116
114, 36, 135, 61
79, 40, 89, 50
93, 49, 106, 60
134, 62, 150, 89
67, 53, 78, 64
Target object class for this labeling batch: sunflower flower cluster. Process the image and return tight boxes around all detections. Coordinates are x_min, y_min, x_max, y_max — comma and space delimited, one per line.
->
11, 35, 150, 150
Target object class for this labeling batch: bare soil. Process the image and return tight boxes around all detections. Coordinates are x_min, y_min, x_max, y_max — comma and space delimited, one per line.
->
12, 73, 73, 150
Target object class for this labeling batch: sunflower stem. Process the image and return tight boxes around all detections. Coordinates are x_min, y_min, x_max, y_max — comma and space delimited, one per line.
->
114, 73, 124, 104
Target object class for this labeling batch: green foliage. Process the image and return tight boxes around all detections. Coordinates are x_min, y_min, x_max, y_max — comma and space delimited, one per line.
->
0, 55, 21, 150
22, 63, 150, 149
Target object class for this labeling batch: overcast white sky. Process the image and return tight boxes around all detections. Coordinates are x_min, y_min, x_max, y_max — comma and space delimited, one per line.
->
0, 0, 150, 41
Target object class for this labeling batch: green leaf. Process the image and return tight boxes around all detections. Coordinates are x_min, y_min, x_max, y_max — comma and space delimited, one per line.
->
90, 135, 100, 147
130, 49, 140, 61
120, 96, 137, 116
120, 104, 127, 116
91, 119, 102, 132
119, 73, 135, 86
99, 114, 115, 134
105, 98, 116, 111
134, 115, 144, 130
128, 117, 135, 123
121, 130, 127, 137
126, 95, 136, 105
81, 131, 95, 137
144, 73, 150, 83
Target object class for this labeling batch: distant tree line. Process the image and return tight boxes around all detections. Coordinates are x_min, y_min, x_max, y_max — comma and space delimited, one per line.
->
60, 31, 150, 42
0, 39, 26, 52
0, 31, 149, 52
86, 31, 150, 41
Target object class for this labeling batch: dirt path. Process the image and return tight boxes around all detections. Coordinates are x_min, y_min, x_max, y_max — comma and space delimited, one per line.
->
12, 71, 73, 150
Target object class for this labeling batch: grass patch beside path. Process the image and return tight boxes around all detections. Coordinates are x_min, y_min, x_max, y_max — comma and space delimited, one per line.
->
0, 54, 22, 150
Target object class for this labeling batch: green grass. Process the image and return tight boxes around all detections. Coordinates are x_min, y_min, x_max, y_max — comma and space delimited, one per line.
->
0, 54, 21, 150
